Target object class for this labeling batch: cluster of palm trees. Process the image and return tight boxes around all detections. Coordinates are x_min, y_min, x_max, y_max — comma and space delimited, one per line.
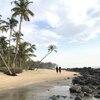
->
0, 0, 36, 75
0, 0, 57, 75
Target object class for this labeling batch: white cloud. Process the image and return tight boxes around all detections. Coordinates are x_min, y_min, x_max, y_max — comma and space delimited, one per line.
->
1, 0, 100, 43
21, 24, 62, 48
45, 12, 60, 28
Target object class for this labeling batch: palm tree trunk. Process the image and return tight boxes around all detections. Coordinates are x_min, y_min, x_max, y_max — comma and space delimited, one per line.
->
18, 15, 22, 68
8, 29, 12, 67
12, 33, 19, 68
19, 15, 22, 44
13, 15, 22, 68
0, 54, 12, 75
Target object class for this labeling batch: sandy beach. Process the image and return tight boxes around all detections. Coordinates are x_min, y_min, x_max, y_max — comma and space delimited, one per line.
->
0, 69, 78, 93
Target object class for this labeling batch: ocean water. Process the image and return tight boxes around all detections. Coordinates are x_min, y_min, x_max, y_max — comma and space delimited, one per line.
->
0, 85, 99, 100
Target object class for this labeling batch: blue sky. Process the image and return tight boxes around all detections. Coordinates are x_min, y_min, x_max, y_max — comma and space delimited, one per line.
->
1, 0, 100, 68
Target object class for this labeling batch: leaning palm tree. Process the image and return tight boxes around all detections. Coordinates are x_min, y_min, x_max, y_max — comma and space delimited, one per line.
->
36, 45, 57, 69
0, 36, 12, 75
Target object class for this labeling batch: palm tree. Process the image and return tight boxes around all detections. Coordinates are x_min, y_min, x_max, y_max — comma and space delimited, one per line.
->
0, 18, 8, 32
11, 0, 34, 68
36, 45, 57, 69
11, 0, 34, 44
0, 16, 18, 67
7, 17, 18, 67
18, 41, 36, 69
0, 36, 12, 75
0, 36, 8, 55
0, 18, 13, 75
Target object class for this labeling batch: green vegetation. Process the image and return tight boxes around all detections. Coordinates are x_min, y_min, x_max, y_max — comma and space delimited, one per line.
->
0, 0, 35, 75
0, 0, 57, 76
28, 60, 58, 70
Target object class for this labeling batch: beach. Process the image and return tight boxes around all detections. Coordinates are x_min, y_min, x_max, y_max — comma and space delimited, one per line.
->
0, 69, 78, 93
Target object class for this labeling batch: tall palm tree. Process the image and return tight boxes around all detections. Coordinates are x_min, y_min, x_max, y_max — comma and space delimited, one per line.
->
11, 0, 34, 44
18, 42, 36, 69
0, 16, 18, 67
7, 17, 18, 67
11, 0, 34, 68
36, 45, 57, 69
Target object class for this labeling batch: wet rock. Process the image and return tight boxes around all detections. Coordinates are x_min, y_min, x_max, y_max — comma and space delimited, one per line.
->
70, 96, 73, 99
78, 92, 84, 98
94, 94, 100, 98
70, 85, 81, 93
61, 96, 67, 98
56, 95, 60, 98
69, 67, 100, 99
74, 96, 82, 100
49, 95, 58, 100
81, 86, 92, 93
72, 77, 85, 85
97, 85, 100, 90
84, 92, 92, 97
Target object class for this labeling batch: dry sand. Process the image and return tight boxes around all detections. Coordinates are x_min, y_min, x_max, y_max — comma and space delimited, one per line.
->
0, 69, 78, 92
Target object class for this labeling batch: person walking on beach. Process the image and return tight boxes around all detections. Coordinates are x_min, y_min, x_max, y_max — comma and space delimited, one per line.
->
59, 67, 61, 74
56, 66, 58, 73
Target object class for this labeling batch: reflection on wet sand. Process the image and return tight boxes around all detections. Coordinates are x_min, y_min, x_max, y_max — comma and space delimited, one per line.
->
0, 85, 99, 100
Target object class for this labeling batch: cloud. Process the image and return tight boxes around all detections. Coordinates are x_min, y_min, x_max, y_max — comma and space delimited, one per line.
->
1, 0, 100, 46
31, 0, 100, 44
21, 23, 62, 48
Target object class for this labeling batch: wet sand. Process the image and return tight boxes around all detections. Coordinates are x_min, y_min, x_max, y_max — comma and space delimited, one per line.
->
0, 69, 78, 93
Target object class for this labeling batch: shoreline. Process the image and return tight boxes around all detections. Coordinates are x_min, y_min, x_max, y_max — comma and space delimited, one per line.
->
0, 69, 79, 94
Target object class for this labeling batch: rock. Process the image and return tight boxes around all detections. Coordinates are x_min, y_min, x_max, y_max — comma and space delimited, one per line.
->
81, 86, 92, 93
69, 67, 100, 99
74, 96, 82, 100
97, 85, 100, 90
61, 96, 67, 98
70, 96, 73, 98
56, 95, 60, 98
49, 95, 58, 100
84, 92, 92, 97
72, 77, 85, 85
94, 94, 100, 98
97, 91, 100, 94
78, 92, 84, 98
70, 85, 81, 93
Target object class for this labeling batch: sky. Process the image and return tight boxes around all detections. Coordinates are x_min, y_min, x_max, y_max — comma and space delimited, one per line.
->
0, 0, 100, 68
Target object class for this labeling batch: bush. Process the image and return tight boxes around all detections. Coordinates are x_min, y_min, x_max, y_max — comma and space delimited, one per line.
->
0, 67, 23, 76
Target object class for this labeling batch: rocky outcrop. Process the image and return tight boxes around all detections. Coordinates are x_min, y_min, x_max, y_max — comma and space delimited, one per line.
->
69, 67, 100, 99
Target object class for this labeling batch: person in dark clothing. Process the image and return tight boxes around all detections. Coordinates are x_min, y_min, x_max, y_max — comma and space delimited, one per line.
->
59, 67, 61, 73
56, 66, 58, 73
